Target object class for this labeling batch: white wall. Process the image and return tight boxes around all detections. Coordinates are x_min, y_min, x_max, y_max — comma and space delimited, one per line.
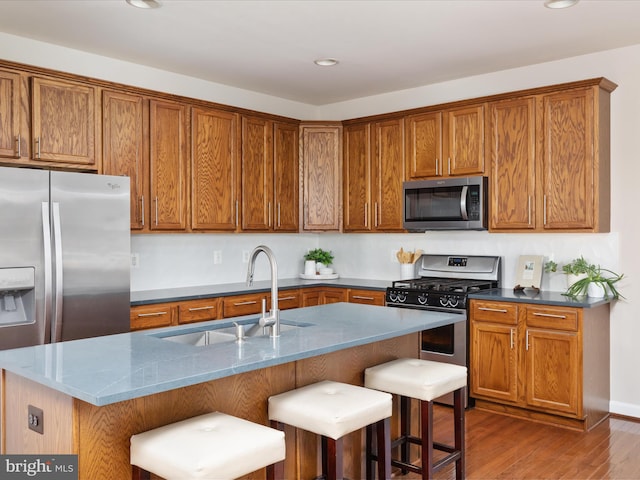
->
2, 34, 638, 417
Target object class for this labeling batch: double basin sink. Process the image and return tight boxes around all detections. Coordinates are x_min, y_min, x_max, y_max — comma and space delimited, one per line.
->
150, 317, 313, 347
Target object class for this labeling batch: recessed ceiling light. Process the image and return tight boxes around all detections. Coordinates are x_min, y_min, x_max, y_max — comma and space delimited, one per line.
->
544, 0, 579, 9
126, 0, 161, 9
314, 58, 339, 67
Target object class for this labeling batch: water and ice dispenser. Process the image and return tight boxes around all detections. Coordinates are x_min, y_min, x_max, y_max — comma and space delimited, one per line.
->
0, 267, 36, 327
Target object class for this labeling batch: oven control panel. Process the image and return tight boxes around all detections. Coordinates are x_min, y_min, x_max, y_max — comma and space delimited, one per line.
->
385, 289, 467, 312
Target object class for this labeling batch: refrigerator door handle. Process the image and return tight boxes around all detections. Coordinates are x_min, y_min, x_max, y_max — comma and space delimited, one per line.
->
52, 202, 64, 343
42, 202, 53, 344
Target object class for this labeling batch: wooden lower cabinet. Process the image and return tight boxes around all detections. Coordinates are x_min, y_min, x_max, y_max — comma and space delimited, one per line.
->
131, 287, 385, 329
301, 287, 347, 306
469, 299, 610, 431
130, 298, 220, 330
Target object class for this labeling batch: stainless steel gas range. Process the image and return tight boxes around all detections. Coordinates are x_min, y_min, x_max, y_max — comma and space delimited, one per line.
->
385, 254, 501, 406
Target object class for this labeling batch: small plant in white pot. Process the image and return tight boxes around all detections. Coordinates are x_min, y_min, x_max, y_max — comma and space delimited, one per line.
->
304, 248, 334, 274
545, 257, 624, 299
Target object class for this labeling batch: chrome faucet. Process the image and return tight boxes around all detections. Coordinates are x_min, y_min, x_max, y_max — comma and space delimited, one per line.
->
246, 245, 280, 337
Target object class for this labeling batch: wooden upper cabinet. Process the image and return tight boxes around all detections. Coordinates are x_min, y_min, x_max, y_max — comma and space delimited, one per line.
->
149, 99, 189, 230
488, 97, 537, 230
102, 90, 147, 230
405, 105, 484, 179
273, 121, 299, 232
241, 115, 273, 231
301, 123, 342, 231
191, 107, 239, 231
540, 87, 597, 231
447, 104, 485, 176
372, 118, 405, 231
31, 77, 99, 170
405, 111, 442, 179
343, 123, 372, 232
0, 70, 23, 160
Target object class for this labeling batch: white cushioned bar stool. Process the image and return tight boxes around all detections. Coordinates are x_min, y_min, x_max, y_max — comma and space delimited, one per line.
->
364, 358, 467, 480
130, 411, 285, 480
268, 380, 392, 480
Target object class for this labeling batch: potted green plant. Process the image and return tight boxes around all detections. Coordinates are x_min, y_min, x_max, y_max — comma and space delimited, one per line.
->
304, 248, 334, 274
565, 262, 624, 299
546, 257, 624, 299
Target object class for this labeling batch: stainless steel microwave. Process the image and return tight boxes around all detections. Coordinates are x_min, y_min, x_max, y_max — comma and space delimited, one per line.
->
403, 176, 488, 231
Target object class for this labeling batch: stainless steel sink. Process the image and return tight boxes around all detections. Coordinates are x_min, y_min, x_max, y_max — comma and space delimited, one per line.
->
154, 319, 310, 346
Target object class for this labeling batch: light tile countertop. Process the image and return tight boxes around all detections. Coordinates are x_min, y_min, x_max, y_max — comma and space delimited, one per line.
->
0, 303, 462, 407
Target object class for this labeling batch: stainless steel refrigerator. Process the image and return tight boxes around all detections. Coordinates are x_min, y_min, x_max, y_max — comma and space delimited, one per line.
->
0, 166, 130, 350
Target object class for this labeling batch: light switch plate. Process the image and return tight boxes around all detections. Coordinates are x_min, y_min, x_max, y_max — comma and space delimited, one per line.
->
28, 404, 44, 434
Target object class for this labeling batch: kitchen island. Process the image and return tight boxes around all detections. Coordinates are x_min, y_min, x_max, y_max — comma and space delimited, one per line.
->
0, 302, 462, 480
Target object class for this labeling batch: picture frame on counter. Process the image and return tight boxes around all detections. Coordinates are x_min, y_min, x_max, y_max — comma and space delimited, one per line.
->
514, 255, 544, 292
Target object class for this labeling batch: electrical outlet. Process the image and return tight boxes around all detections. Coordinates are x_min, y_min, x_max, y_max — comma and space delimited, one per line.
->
213, 250, 222, 265
242, 250, 250, 263
28, 404, 44, 434
131, 253, 140, 269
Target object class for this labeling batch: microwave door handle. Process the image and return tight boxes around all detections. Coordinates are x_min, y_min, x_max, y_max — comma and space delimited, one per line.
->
460, 185, 469, 220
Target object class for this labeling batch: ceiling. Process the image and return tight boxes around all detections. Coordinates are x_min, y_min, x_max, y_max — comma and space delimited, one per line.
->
1, 0, 640, 105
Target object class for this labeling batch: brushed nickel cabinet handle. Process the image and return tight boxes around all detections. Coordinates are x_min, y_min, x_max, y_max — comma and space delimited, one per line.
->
352, 295, 374, 301
137, 311, 168, 317
526, 330, 530, 351
435, 158, 439, 176
543, 195, 547, 225
233, 300, 257, 306
277, 203, 281, 227
278, 296, 296, 301
154, 197, 158, 226
374, 203, 379, 228
35, 137, 41, 159
140, 196, 145, 227
532, 312, 567, 319
15, 134, 21, 158
448, 157, 451, 175
364, 203, 368, 227
478, 307, 508, 313
188, 306, 215, 312
528, 196, 531, 226
235, 200, 239, 227
268, 202, 272, 228
510, 328, 515, 349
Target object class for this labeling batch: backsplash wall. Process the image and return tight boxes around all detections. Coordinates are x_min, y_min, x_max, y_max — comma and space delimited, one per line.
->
131, 231, 620, 294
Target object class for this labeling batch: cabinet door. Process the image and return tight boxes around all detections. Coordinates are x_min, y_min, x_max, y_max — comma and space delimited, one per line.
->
525, 327, 580, 415
102, 91, 146, 230
301, 289, 322, 307
0, 70, 22, 159
323, 288, 347, 304
242, 116, 273, 231
447, 105, 485, 176
149, 99, 188, 230
31, 77, 98, 169
343, 123, 371, 232
540, 87, 594, 230
191, 107, 239, 231
488, 97, 536, 230
470, 321, 519, 403
301, 124, 342, 231
273, 122, 299, 231
372, 118, 405, 231
405, 111, 442, 179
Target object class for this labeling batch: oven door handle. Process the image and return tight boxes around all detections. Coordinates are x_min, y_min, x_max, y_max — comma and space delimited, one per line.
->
460, 185, 469, 220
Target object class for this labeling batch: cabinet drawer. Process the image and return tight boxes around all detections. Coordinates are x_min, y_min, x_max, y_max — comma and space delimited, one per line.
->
471, 301, 518, 325
270, 290, 301, 311
223, 293, 267, 318
130, 303, 176, 330
524, 306, 579, 331
348, 289, 385, 306
178, 298, 220, 324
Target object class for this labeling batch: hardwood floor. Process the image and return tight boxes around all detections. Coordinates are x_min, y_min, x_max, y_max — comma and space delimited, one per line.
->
395, 405, 640, 480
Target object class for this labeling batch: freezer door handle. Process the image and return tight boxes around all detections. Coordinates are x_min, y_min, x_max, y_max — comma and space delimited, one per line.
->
51, 202, 64, 343
42, 202, 53, 344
